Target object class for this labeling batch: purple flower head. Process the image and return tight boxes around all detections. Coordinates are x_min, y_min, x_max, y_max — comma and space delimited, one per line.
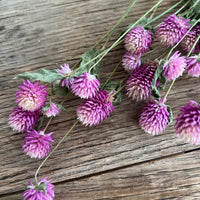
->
156, 14, 190, 47
122, 52, 141, 73
175, 101, 200, 145
126, 62, 158, 101
16, 80, 48, 112
71, 72, 100, 99
77, 89, 114, 126
139, 98, 170, 135
57, 63, 74, 88
186, 55, 200, 77
23, 177, 55, 200
23, 129, 54, 159
8, 106, 39, 133
163, 51, 186, 81
124, 26, 153, 55
44, 102, 61, 117
181, 25, 200, 53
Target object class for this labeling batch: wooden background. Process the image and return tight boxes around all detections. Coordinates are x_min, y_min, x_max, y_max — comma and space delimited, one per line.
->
1, 0, 200, 199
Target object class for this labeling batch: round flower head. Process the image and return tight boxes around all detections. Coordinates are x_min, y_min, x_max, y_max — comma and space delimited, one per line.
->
180, 25, 200, 53
71, 72, 100, 99
126, 62, 158, 101
8, 106, 39, 133
139, 98, 170, 135
163, 51, 186, 81
186, 55, 200, 77
16, 80, 48, 112
124, 26, 153, 55
122, 52, 141, 73
23, 177, 55, 200
57, 63, 74, 88
44, 102, 61, 117
77, 89, 114, 126
175, 101, 200, 145
23, 129, 54, 159
156, 14, 190, 47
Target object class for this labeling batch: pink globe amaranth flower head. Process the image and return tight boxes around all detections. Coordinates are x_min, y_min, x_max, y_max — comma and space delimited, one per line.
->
71, 72, 100, 99
57, 63, 74, 88
180, 25, 200, 53
139, 98, 170, 135
126, 62, 158, 101
186, 55, 200, 77
156, 14, 190, 47
163, 51, 186, 81
124, 25, 153, 55
23, 177, 55, 200
23, 129, 54, 159
175, 101, 200, 145
8, 106, 40, 133
122, 52, 141, 73
77, 89, 114, 126
44, 102, 61, 117
16, 80, 48, 112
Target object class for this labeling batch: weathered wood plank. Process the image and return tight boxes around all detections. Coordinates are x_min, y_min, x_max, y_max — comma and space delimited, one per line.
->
1, 151, 200, 200
1, 0, 199, 196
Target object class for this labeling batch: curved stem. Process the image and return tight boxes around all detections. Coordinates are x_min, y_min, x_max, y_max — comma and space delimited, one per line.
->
35, 119, 79, 184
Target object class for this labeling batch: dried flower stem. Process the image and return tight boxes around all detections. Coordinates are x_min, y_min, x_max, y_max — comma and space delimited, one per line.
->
43, 116, 53, 133
175, 0, 190, 15
35, 119, 79, 184
112, 84, 126, 97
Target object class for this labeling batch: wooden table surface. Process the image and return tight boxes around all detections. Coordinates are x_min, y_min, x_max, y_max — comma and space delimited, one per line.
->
1, 0, 200, 199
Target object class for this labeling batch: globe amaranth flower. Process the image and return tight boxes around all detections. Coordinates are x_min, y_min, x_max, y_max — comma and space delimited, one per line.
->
186, 55, 200, 77
57, 63, 74, 88
163, 51, 186, 81
44, 102, 61, 117
126, 62, 158, 101
139, 98, 170, 135
156, 14, 190, 47
23, 129, 54, 159
16, 80, 48, 112
124, 25, 153, 55
180, 25, 200, 53
122, 52, 141, 73
8, 106, 39, 133
77, 89, 114, 126
23, 177, 55, 200
175, 101, 200, 145
71, 72, 100, 99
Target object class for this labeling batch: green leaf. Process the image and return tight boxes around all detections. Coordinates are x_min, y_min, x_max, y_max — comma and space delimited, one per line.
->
71, 48, 103, 78
57, 104, 68, 114
151, 60, 165, 100
167, 105, 173, 125
38, 115, 44, 130
114, 91, 123, 103
158, 72, 167, 90
42, 106, 50, 113
102, 81, 120, 91
14, 69, 63, 83
52, 85, 68, 96
35, 182, 47, 195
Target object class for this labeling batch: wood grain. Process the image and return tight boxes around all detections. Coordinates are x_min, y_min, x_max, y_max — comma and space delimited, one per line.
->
2, 151, 200, 200
1, 0, 200, 198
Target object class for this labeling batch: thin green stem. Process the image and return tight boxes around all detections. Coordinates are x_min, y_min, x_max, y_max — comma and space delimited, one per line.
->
166, 19, 199, 60
94, 0, 138, 48
154, 0, 184, 28
102, 61, 121, 89
164, 79, 175, 100
187, 34, 200, 58
35, 119, 79, 184
175, 0, 190, 15
43, 116, 53, 133
112, 84, 126, 97
90, 0, 164, 74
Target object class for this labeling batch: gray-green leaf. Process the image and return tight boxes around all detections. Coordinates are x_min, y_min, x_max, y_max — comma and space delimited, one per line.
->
14, 69, 63, 83
35, 182, 47, 195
